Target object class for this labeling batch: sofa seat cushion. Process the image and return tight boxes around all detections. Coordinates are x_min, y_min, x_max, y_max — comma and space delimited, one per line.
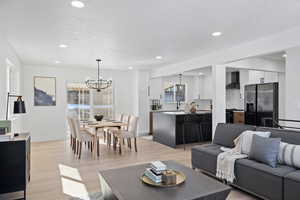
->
284, 171, 300, 200
213, 123, 256, 148
234, 159, 296, 200
191, 144, 222, 174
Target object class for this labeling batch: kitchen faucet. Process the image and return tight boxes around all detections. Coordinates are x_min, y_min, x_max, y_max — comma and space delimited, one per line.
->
176, 100, 181, 110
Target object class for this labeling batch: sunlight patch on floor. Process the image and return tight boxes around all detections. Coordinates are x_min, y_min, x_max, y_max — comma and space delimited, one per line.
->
61, 177, 90, 200
59, 164, 82, 181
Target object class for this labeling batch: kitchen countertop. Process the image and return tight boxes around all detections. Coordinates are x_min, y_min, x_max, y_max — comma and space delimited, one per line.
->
154, 110, 212, 115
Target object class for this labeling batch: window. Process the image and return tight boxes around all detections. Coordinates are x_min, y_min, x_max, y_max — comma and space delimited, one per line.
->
92, 87, 113, 118
67, 87, 90, 121
67, 83, 114, 121
163, 82, 186, 103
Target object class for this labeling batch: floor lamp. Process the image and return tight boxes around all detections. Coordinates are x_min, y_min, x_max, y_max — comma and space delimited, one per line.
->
6, 92, 26, 120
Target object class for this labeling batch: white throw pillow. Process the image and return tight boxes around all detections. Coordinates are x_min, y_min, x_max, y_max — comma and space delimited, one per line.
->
278, 142, 300, 168
240, 130, 271, 155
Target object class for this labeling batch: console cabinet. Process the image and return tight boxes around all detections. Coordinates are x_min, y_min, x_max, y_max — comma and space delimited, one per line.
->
0, 133, 31, 200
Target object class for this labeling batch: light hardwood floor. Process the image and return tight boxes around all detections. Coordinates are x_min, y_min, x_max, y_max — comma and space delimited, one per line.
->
2, 137, 257, 200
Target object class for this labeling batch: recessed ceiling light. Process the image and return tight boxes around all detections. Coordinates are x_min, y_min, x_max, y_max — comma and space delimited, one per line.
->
55, 61, 61, 64
71, 0, 85, 8
211, 32, 222, 37
59, 44, 68, 48
128, 66, 133, 70
198, 72, 204, 76
156, 56, 163, 60
282, 54, 287, 58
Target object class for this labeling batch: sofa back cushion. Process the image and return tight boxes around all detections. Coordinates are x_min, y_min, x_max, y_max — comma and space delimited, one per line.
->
256, 127, 300, 145
213, 123, 256, 148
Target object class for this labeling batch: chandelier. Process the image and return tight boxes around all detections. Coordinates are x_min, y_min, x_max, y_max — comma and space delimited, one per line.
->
86, 59, 112, 92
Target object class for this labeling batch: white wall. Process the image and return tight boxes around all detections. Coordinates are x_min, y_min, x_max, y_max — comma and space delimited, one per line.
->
212, 65, 226, 135
136, 71, 150, 135
22, 65, 145, 141
278, 72, 286, 119
0, 33, 23, 132
198, 69, 213, 100
286, 46, 300, 122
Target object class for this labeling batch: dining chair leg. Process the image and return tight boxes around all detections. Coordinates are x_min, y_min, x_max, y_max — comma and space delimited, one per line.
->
72, 138, 74, 152
79, 142, 82, 159
73, 139, 76, 153
76, 140, 80, 156
119, 137, 122, 155
127, 138, 131, 149
97, 137, 100, 157
103, 131, 106, 142
109, 133, 112, 147
112, 136, 115, 150
107, 133, 111, 148
70, 135, 73, 147
134, 137, 137, 152
113, 136, 117, 151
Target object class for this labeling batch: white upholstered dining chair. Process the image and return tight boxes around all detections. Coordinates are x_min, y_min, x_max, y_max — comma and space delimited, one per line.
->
71, 117, 96, 159
112, 115, 139, 154
67, 117, 77, 154
105, 113, 123, 147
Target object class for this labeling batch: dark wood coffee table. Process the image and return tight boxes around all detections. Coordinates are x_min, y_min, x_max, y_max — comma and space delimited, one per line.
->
98, 160, 231, 200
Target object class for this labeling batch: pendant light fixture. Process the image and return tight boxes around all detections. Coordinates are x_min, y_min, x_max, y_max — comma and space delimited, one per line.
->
86, 59, 112, 92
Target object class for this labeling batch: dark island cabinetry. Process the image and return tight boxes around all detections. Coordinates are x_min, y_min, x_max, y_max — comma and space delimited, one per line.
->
153, 111, 212, 148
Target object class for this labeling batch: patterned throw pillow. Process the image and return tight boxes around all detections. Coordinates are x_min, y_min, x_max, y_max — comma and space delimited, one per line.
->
278, 142, 300, 168
240, 131, 271, 155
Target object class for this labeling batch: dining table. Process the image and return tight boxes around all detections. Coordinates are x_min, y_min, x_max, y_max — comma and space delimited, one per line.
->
86, 121, 127, 159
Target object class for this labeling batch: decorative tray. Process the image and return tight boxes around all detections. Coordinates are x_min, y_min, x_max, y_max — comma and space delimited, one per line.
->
140, 170, 186, 188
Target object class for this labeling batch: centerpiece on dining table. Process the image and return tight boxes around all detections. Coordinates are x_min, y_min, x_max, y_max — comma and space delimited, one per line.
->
140, 161, 186, 187
94, 114, 104, 121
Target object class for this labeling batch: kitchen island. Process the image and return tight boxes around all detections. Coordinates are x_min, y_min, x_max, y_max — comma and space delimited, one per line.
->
152, 111, 212, 148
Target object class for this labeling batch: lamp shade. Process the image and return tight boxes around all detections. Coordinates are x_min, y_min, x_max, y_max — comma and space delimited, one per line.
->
13, 98, 26, 114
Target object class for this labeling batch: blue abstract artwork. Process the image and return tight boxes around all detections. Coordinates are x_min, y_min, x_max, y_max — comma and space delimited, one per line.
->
34, 76, 56, 106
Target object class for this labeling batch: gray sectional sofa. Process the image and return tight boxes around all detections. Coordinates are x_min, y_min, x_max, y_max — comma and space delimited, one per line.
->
191, 123, 300, 200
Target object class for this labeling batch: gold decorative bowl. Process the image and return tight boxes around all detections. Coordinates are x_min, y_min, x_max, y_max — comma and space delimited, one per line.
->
140, 170, 186, 188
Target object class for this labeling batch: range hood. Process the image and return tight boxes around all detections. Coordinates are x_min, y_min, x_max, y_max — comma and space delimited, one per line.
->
226, 71, 240, 89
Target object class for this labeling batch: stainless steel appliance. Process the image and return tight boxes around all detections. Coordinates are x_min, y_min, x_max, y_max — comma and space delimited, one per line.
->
244, 82, 278, 127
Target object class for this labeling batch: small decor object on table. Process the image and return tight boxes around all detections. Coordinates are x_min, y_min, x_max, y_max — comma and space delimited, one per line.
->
141, 161, 186, 187
162, 170, 177, 185
189, 102, 197, 113
94, 114, 104, 121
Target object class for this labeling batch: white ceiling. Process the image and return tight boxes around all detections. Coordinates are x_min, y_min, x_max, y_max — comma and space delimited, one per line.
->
1, 0, 300, 69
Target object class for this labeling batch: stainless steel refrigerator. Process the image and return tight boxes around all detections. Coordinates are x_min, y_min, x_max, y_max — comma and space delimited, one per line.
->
244, 82, 279, 127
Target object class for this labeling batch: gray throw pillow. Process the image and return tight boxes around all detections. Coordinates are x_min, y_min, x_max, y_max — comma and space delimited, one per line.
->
249, 135, 281, 168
